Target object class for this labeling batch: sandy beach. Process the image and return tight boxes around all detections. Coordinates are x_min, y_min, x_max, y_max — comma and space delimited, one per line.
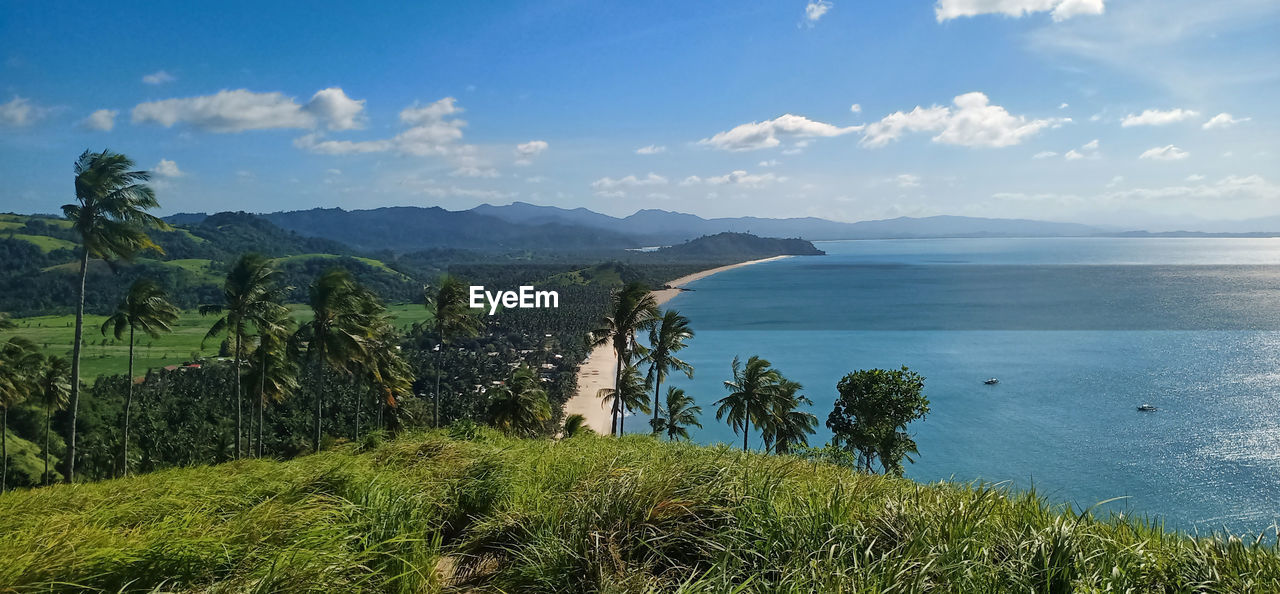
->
562, 255, 791, 435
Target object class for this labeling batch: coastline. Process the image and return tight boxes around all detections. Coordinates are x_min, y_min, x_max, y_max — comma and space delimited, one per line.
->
563, 255, 792, 435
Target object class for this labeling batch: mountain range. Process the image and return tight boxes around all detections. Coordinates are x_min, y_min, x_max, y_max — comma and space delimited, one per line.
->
164, 203, 1122, 253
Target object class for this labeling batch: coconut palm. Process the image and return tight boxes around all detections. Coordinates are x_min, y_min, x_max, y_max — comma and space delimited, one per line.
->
589, 282, 658, 435
764, 380, 817, 455
243, 302, 296, 458
101, 279, 178, 476
425, 275, 482, 428
488, 365, 552, 437
35, 356, 71, 485
357, 310, 412, 441
661, 387, 703, 442
1, 337, 41, 492
294, 267, 377, 453
715, 355, 784, 452
62, 149, 168, 482
595, 363, 652, 434
642, 309, 694, 433
200, 254, 288, 459
562, 413, 593, 438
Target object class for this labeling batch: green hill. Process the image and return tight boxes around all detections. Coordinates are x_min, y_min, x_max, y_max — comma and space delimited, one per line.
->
1, 431, 1276, 592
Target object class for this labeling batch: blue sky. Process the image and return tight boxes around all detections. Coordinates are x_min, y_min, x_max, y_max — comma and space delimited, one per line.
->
2, 0, 1277, 228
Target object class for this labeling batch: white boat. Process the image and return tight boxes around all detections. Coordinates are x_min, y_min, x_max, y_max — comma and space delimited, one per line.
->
984, 378, 999, 385
1137, 404, 1157, 412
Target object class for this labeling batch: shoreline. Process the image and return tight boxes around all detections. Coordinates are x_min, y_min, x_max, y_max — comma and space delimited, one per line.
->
562, 255, 792, 435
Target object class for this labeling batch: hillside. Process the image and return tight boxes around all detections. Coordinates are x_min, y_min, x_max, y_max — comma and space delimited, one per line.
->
0, 212, 420, 316
2, 431, 1276, 592
658, 232, 825, 258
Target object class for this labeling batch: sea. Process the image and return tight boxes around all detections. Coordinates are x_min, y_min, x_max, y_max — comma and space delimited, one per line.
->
643, 237, 1280, 536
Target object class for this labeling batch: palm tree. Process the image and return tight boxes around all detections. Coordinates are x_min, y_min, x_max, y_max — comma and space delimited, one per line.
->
201, 254, 287, 459
295, 268, 376, 453
595, 363, 651, 435
590, 282, 658, 435
357, 311, 412, 441
642, 309, 694, 433
1, 337, 41, 492
562, 413, 593, 438
488, 365, 552, 437
715, 355, 783, 451
661, 387, 703, 442
425, 275, 482, 428
244, 302, 296, 458
35, 356, 70, 485
101, 279, 178, 477
62, 149, 168, 482
764, 380, 817, 455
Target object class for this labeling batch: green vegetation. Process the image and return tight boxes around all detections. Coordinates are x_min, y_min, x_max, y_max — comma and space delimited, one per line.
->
3, 430, 1279, 592
9, 234, 76, 253
829, 366, 931, 476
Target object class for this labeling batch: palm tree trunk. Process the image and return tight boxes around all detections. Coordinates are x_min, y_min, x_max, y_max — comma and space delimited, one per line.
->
258, 347, 267, 458
313, 344, 324, 453
743, 420, 749, 452
652, 371, 662, 433
434, 346, 442, 428
233, 330, 241, 461
611, 349, 623, 436
123, 325, 134, 477
355, 388, 361, 441
67, 247, 89, 483
2, 405, 8, 493
44, 402, 51, 485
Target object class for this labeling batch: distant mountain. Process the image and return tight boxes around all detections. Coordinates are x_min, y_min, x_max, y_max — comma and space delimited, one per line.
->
262, 206, 644, 252
469, 202, 1107, 242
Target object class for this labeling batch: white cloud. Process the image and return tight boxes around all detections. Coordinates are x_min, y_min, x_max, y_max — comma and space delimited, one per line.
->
1139, 145, 1189, 160
1059, 102, 1070, 109
294, 97, 466, 158
896, 174, 922, 188
700, 114, 861, 151
1106, 175, 1125, 187
805, 1, 832, 21
132, 87, 368, 132
862, 92, 1060, 148
1186, 174, 1206, 181
1064, 149, 1085, 160
935, 0, 1104, 22
450, 166, 499, 178
142, 70, 176, 85
1033, 151, 1059, 159
1082, 138, 1099, 150
681, 170, 783, 188
849, 103, 862, 113
635, 144, 666, 155
758, 159, 780, 167
80, 109, 117, 131
514, 140, 548, 165
153, 159, 183, 178
0, 96, 48, 127
1120, 108, 1199, 127
1202, 113, 1250, 129
591, 173, 668, 189
306, 88, 367, 131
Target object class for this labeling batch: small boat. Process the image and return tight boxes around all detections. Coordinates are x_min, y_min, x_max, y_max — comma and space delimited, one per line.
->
984, 378, 999, 385
1137, 404, 1157, 412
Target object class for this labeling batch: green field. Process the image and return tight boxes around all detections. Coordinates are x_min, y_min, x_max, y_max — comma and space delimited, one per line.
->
277, 253, 409, 279
2, 430, 1277, 592
9, 233, 76, 252
6, 304, 432, 380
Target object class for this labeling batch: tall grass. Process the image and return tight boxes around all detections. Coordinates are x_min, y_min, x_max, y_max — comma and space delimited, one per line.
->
2, 430, 1278, 592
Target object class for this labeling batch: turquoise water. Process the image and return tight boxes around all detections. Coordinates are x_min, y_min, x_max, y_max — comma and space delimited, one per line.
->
645, 238, 1280, 535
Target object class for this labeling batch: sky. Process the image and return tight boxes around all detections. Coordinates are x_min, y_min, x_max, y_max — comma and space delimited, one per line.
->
1, 0, 1277, 229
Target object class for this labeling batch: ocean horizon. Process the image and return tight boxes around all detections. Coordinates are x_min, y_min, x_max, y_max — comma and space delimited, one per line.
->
641, 237, 1280, 535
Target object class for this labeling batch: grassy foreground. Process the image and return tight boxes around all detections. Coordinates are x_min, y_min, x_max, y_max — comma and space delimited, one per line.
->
2, 431, 1278, 593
